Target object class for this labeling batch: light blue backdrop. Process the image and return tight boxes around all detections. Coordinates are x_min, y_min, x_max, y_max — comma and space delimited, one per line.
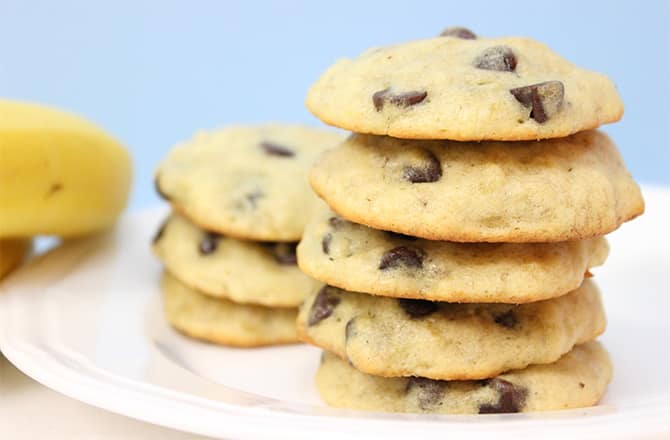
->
2, 0, 668, 210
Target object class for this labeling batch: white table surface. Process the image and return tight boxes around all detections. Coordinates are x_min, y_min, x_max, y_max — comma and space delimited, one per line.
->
0, 351, 211, 439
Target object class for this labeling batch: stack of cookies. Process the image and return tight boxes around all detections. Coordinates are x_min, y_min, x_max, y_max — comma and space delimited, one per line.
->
152, 125, 343, 347
297, 28, 644, 413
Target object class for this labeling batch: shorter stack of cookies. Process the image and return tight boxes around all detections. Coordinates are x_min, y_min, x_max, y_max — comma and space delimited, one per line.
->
297, 28, 644, 413
152, 125, 343, 347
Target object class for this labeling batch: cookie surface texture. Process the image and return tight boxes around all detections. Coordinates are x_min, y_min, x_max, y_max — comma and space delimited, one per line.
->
154, 214, 319, 307
298, 208, 608, 303
316, 342, 612, 414
298, 280, 605, 380
156, 124, 345, 241
310, 131, 643, 242
306, 36, 623, 141
161, 271, 298, 347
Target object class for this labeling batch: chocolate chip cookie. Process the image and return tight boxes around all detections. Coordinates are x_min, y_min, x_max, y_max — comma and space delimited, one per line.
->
306, 33, 622, 141
297, 280, 605, 380
153, 214, 320, 307
156, 125, 345, 241
297, 208, 608, 303
316, 341, 611, 414
310, 130, 643, 242
161, 271, 298, 347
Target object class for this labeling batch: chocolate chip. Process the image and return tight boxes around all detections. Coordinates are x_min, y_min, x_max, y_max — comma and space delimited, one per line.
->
245, 190, 264, 208
264, 242, 298, 265
579, 382, 585, 389
384, 230, 418, 241
260, 141, 295, 157
398, 298, 439, 318
154, 175, 170, 201
405, 377, 448, 410
510, 81, 564, 123
439, 27, 477, 39
328, 216, 347, 228
479, 378, 528, 414
379, 246, 424, 270
345, 318, 357, 340
199, 232, 221, 255
493, 310, 518, 329
402, 150, 442, 183
372, 89, 388, 111
321, 233, 332, 254
474, 46, 517, 72
152, 219, 169, 244
373, 88, 428, 111
308, 286, 341, 326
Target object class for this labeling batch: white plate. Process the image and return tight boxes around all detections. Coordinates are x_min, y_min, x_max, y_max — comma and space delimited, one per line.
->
1, 186, 669, 440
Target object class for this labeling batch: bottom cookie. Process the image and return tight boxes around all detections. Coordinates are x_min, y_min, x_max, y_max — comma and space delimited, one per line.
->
0, 238, 30, 280
316, 342, 611, 414
161, 271, 298, 347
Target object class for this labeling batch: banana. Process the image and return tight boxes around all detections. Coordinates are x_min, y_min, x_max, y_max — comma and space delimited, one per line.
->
0, 100, 132, 237
0, 238, 30, 280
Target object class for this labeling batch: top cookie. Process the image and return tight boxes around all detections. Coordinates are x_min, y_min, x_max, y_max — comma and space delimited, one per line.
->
156, 125, 345, 241
306, 32, 623, 141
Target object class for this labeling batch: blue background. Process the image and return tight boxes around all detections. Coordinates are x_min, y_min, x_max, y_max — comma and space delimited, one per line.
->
2, 0, 668, 210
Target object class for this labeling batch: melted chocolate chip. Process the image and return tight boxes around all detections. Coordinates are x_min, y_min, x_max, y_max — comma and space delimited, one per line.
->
439, 27, 477, 39
321, 233, 332, 254
493, 310, 518, 329
373, 88, 428, 111
479, 378, 528, 414
379, 246, 424, 270
402, 150, 442, 183
372, 90, 388, 111
510, 81, 564, 123
264, 242, 298, 265
308, 286, 341, 326
260, 141, 295, 157
405, 377, 448, 410
398, 298, 439, 318
384, 230, 419, 241
152, 219, 169, 244
474, 46, 517, 72
154, 175, 170, 201
199, 232, 221, 255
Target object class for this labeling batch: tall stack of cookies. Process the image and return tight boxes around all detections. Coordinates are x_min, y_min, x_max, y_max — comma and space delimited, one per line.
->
297, 28, 644, 413
152, 125, 343, 347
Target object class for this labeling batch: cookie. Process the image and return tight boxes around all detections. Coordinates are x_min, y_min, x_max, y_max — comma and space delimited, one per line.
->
0, 238, 30, 280
161, 271, 298, 347
310, 131, 644, 242
306, 33, 622, 141
298, 208, 608, 303
297, 280, 605, 380
153, 214, 320, 307
156, 125, 345, 241
316, 341, 611, 414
